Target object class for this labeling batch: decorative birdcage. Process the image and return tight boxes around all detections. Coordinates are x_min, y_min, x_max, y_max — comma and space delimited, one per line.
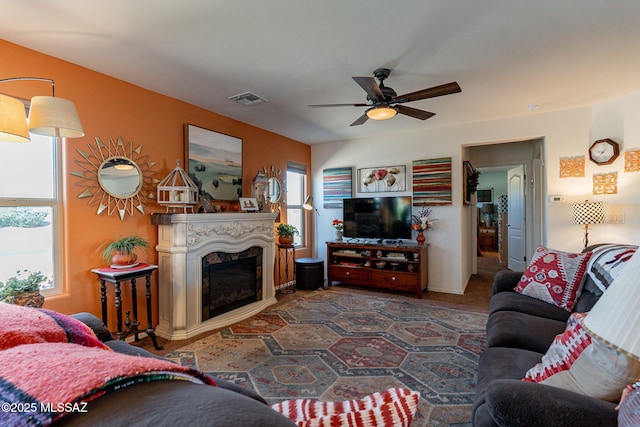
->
157, 160, 199, 213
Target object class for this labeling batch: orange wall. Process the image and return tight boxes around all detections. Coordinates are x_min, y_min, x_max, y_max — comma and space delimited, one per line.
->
1, 39, 311, 326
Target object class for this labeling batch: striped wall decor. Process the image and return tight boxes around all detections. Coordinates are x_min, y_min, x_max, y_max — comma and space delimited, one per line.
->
323, 167, 352, 209
412, 157, 452, 206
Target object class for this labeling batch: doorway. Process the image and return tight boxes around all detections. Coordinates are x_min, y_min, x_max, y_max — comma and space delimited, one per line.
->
467, 138, 544, 274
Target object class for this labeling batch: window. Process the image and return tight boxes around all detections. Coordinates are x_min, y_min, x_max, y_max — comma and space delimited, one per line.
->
286, 162, 307, 247
0, 133, 61, 295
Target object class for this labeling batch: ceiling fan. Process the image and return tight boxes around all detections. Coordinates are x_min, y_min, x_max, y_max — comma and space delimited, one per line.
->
309, 68, 461, 126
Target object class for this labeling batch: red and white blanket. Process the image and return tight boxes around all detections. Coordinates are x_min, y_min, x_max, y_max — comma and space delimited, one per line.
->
0, 303, 215, 426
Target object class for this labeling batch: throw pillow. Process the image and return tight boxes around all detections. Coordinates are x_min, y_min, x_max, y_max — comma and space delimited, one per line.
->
271, 387, 420, 427
523, 312, 591, 383
524, 312, 640, 402
584, 244, 638, 294
514, 246, 592, 311
0, 302, 109, 351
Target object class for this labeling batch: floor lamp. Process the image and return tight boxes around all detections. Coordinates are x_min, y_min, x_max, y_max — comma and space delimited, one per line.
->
303, 195, 318, 258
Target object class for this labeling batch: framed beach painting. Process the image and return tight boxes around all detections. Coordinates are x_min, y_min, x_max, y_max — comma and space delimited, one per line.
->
184, 124, 243, 201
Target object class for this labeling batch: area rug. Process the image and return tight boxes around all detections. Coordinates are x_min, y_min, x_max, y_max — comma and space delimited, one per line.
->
164, 289, 487, 426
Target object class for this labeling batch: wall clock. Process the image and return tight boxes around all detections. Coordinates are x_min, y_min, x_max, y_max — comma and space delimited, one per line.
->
589, 138, 620, 165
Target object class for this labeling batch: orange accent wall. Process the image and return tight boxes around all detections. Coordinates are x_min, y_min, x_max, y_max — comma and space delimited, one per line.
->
1, 39, 311, 328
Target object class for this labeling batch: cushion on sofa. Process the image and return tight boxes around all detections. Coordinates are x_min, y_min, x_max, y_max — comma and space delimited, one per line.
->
523, 312, 590, 382
485, 310, 567, 353
583, 244, 638, 295
539, 339, 640, 402
523, 312, 640, 402
483, 379, 618, 427
55, 380, 298, 427
514, 246, 592, 312
488, 291, 573, 321
473, 347, 544, 423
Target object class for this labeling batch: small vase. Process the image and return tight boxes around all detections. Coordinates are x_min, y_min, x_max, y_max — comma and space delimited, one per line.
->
416, 230, 426, 246
336, 230, 343, 241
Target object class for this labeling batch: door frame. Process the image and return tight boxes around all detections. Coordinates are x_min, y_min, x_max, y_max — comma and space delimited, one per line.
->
466, 138, 545, 273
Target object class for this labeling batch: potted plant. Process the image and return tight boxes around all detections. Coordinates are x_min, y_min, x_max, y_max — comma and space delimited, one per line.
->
0, 269, 48, 307
276, 223, 299, 246
101, 235, 150, 267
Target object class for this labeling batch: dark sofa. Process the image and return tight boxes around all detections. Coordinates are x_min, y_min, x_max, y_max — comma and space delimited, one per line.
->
59, 312, 297, 427
472, 265, 619, 427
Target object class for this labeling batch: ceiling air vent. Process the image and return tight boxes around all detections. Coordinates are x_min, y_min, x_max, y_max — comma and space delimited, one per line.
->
228, 91, 268, 106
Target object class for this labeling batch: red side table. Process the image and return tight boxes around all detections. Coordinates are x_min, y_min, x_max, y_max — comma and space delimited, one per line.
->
91, 263, 162, 350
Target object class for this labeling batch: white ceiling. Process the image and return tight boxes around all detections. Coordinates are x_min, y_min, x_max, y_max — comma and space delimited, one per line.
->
2, 0, 640, 145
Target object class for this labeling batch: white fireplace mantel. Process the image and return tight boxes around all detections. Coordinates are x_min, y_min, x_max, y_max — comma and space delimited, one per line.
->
154, 212, 278, 340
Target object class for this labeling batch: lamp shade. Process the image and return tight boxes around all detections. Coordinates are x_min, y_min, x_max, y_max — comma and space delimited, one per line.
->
366, 106, 397, 121
0, 94, 30, 142
572, 201, 605, 225
303, 195, 314, 211
584, 250, 640, 360
28, 96, 85, 138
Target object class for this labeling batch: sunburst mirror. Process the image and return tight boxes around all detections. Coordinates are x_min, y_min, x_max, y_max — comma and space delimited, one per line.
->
263, 165, 285, 214
71, 136, 158, 220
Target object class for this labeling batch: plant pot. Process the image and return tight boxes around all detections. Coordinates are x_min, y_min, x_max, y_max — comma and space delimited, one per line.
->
12, 291, 45, 308
110, 251, 138, 267
278, 236, 294, 246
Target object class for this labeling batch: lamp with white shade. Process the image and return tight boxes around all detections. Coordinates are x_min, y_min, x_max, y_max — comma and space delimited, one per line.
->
0, 77, 84, 142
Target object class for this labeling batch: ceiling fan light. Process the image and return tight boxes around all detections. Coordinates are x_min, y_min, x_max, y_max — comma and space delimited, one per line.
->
366, 105, 397, 121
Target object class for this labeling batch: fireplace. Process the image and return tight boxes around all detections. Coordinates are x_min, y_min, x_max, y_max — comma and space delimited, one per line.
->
154, 212, 278, 340
202, 247, 262, 321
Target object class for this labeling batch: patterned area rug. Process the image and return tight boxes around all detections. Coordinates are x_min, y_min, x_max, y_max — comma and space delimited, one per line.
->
164, 289, 487, 426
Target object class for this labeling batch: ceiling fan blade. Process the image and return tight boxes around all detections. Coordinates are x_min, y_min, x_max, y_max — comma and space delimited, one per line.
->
308, 103, 369, 108
396, 105, 435, 120
393, 81, 461, 103
350, 113, 369, 126
352, 76, 384, 100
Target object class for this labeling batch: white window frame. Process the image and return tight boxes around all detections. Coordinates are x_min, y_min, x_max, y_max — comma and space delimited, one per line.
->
0, 133, 63, 297
286, 163, 307, 248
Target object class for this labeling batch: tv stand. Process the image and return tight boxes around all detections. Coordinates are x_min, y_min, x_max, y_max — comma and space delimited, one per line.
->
326, 241, 428, 298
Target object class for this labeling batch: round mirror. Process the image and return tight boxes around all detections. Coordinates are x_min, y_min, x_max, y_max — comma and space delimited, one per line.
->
268, 177, 282, 203
97, 157, 142, 198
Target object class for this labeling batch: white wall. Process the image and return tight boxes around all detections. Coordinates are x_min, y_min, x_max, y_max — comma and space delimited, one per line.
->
311, 91, 640, 294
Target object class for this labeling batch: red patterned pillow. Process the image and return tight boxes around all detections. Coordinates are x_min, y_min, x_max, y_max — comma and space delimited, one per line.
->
271, 387, 420, 427
523, 312, 591, 382
514, 246, 592, 311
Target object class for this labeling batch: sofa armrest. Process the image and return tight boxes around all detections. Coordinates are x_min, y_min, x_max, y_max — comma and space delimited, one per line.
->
71, 312, 113, 342
485, 379, 617, 427
491, 270, 523, 294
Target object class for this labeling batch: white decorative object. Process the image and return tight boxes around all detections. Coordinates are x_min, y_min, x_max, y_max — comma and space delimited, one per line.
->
157, 160, 199, 213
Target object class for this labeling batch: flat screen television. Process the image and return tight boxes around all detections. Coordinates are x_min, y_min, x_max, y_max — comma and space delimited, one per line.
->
342, 196, 412, 241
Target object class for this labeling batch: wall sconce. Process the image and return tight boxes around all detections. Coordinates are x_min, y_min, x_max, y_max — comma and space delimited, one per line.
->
572, 200, 605, 248
0, 77, 84, 142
